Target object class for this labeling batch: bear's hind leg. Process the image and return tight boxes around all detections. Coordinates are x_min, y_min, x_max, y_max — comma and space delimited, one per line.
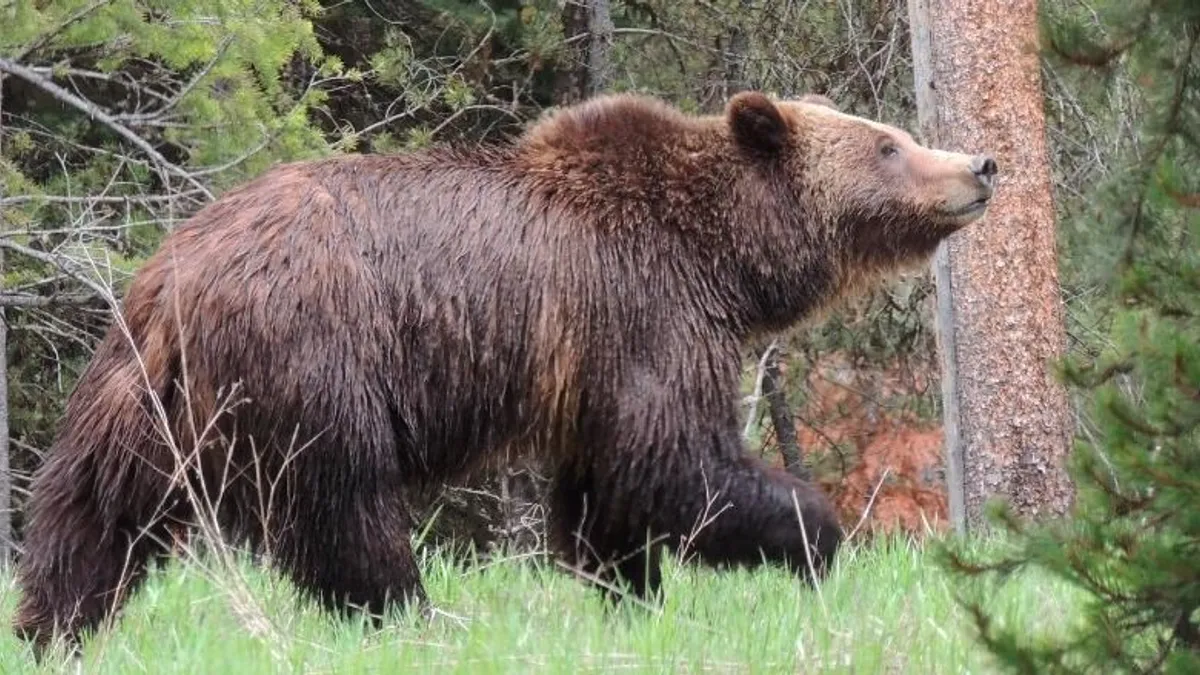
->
271, 478, 426, 624
13, 456, 184, 653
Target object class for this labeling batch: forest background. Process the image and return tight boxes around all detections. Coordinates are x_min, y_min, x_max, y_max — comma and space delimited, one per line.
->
0, 0, 1156, 558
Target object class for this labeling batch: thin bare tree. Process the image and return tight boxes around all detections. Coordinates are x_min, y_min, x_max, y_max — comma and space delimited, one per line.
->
761, 347, 809, 481
0, 77, 10, 564
0, 247, 9, 565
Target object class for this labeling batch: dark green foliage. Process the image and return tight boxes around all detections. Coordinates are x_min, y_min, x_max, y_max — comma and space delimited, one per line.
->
311, 0, 568, 150
1, 0, 342, 530
941, 3, 1200, 672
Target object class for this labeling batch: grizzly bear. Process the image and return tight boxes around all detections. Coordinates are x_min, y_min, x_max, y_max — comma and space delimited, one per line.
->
12, 90, 997, 649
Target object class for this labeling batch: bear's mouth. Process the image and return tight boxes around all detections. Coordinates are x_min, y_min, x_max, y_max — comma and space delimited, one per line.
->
940, 197, 991, 221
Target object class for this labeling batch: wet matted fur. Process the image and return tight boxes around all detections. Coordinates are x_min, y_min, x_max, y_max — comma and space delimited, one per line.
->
12, 91, 997, 649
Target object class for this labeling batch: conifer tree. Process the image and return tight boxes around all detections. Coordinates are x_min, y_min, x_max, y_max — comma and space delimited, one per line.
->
942, 2, 1200, 672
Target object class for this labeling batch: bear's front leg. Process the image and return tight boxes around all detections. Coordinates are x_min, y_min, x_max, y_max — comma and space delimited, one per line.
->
673, 449, 844, 579
548, 387, 842, 602
547, 460, 667, 603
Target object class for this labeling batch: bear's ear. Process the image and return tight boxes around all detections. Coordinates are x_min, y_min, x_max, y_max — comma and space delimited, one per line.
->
799, 93, 838, 110
727, 91, 789, 156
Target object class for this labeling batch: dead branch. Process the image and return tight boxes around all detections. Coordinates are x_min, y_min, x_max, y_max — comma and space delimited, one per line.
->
0, 239, 116, 300
760, 346, 808, 480
112, 37, 234, 126
843, 467, 892, 543
742, 339, 779, 440
0, 292, 99, 308
0, 57, 215, 201
1165, 187, 1200, 209
0, 191, 207, 207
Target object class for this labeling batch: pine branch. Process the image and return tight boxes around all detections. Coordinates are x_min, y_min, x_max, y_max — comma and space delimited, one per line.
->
1045, 29, 1144, 68
15, 0, 116, 61
1120, 26, 1200, 267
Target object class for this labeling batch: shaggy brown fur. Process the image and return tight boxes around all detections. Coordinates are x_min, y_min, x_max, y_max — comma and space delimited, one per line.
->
12, 91, 997, 649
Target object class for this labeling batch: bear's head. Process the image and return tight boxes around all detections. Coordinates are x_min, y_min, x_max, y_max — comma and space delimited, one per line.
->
726, 91, 997, 272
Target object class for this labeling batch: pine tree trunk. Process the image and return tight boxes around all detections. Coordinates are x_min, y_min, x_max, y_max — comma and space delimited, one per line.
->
587, 0, 614, 94
555, 0, 614, 104
723, 0, 754, 95
907, 0, 1075, 532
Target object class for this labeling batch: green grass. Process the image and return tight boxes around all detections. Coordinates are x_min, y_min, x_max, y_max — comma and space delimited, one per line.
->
0, 537, 1082, 674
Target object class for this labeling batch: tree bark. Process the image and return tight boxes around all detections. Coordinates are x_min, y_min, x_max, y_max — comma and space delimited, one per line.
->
555, 0, 614, 104
723, 0, 755, 95
0, 247, 9, 565
0, 75, 10, 564
907, 0, 1075, 532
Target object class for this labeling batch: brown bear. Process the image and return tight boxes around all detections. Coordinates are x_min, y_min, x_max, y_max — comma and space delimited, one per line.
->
12, 91, 997, 649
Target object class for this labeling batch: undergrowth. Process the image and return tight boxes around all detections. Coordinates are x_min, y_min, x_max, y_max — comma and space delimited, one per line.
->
0, 535, 1082, 674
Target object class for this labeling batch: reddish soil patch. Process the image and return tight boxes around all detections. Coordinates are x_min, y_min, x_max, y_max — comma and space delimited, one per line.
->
777, 352, 950, 538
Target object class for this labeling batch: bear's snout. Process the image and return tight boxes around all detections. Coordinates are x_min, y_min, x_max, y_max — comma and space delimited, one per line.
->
970, 154, 998, 188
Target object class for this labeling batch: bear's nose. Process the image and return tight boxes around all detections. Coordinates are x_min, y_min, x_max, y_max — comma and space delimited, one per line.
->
971, 155, 998, 182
